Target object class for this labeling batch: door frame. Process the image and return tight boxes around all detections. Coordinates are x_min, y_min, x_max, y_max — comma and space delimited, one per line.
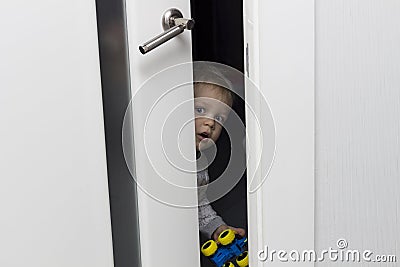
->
244, 0, 315, 266
123, 0, 315, 265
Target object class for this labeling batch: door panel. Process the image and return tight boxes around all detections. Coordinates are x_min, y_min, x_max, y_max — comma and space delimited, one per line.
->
125, 0, 200, 266
0, 1, 113, 267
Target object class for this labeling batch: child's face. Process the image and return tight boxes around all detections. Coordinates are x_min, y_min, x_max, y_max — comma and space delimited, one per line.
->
194, 84, 232, 151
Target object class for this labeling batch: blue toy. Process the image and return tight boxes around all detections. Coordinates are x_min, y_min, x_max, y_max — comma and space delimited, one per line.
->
201, 229, 248, 267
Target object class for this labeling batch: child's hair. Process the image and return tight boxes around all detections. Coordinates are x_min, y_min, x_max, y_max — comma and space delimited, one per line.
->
193, 63, 236, 106
194, 82, 234, 107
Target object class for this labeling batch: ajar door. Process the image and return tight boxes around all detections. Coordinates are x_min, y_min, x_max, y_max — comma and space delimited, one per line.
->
124, 0, 201, 266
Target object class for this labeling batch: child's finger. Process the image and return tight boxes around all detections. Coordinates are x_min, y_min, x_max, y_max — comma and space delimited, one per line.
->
234, 227, 246, 236
213, 233, 220, 242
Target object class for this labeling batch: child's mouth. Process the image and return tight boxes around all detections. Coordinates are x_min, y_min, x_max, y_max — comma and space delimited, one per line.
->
198, 132, 210, 140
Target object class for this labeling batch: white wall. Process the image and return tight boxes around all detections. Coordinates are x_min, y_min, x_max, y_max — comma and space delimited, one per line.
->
0, 1, 114, 267
316, 1, 400, 266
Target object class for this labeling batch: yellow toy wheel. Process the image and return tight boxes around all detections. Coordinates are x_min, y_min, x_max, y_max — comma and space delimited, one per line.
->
236, 251, 249, 267
201, 240, 218, 257
218, 229, 235, 245
222, 262, 234, 267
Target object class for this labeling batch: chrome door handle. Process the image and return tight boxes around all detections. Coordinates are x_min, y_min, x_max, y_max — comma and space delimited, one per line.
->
139, 8, 195, 55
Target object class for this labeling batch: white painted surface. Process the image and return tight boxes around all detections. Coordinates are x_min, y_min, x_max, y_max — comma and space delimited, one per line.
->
315, 1, 400, 266
125, 0, 200, 266
0, 1, 114, 267
244, 0, 315, 266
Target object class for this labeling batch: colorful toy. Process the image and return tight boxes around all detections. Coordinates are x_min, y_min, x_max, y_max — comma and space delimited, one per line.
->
201, 229, 249, 267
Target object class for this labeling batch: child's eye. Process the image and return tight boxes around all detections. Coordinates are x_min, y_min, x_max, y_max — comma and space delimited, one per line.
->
195, 107, 206, 114
215, 115, 225, 123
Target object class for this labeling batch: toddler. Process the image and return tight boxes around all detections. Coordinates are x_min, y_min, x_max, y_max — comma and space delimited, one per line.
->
194, 78, 246, 241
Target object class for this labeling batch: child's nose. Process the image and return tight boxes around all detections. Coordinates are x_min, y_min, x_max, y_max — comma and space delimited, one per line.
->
203, 118, 215, 129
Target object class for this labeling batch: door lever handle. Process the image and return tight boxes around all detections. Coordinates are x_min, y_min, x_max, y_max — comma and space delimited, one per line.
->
139, 8, 195, 55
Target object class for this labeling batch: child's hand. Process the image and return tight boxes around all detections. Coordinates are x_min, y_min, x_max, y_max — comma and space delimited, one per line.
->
212, 224, 246, 242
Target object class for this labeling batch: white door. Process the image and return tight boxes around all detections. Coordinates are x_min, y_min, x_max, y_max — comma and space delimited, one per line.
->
0, 1, 114, 267
123, 1, 200, 266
